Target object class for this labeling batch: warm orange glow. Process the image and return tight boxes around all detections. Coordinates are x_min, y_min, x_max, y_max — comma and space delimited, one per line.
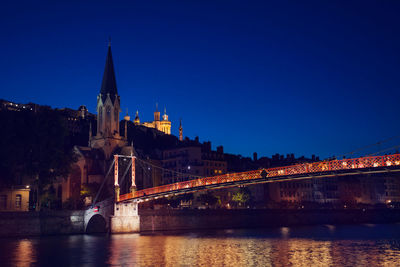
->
119, 153, 400, 202
114, 155, 119, 186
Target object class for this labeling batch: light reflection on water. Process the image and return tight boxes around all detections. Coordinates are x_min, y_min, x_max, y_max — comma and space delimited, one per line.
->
1, 224, 400, 267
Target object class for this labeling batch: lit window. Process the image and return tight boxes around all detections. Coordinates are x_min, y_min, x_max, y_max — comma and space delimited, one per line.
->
15, 194, 21, 208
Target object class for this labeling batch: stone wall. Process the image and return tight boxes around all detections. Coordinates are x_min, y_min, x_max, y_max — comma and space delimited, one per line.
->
2, 208, 400, 236
0, 211, 85, 237
139, 208, 400, 232
0, 212, 41, 236
39, 210, 85, 235
110, 201, 140, 233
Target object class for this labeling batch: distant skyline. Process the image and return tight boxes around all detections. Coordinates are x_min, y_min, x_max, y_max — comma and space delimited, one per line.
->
2, 1, 400, 159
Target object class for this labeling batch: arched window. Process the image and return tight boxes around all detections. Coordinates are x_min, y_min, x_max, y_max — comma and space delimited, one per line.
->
106, 106, 111, 117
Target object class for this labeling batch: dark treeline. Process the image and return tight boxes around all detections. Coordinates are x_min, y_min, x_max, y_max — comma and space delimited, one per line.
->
0, 108, 76, 191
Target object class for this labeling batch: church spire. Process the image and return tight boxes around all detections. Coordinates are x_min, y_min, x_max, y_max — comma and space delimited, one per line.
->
162, 107, 168, 121
134, 110, 140, 125
92, 42, 124, 159
100, 42, 118, 103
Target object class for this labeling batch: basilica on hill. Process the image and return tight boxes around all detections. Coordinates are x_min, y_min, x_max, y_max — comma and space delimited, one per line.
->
133, 105, 171, 135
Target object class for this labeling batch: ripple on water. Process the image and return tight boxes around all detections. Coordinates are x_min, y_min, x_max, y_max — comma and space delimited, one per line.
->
1, 224, 400, 267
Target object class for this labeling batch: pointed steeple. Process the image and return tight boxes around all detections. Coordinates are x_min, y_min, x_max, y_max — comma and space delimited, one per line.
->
163, 107, 168, 121
134, 110, 140, 125
100, 42, 118, 103
124, 108, 130, 121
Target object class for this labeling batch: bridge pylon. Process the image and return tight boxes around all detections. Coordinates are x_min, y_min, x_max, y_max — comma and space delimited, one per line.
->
130, 155, 137, 193
114, 154, 120, 202
110, 154, 140, 233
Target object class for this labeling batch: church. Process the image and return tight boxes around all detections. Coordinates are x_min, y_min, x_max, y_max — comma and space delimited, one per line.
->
59, 44, 137, 207
57, 42, 187, 208
134, 105, 172, 135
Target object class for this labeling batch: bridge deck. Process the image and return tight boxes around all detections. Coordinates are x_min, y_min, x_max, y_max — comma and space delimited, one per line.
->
119, 154, 400, 202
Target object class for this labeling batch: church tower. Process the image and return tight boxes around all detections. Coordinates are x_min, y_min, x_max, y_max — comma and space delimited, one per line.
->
160, 107, 171, 134
90, 42, 127, 158
134, 110, 140, 125
154, 103, 161, 130
179, 119, 183, 141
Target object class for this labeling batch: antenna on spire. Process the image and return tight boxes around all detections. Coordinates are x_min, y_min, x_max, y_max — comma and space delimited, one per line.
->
156, 102, 158, 112
164, 106, 167, 114
108, 36, 111, 47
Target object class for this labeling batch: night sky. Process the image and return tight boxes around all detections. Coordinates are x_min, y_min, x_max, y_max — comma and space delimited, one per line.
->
2, 1, 400, 159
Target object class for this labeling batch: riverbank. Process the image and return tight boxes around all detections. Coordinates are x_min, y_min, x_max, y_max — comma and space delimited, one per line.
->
1, 208, 400, 237
139, 208, 400, 232
0, 210, 85, 237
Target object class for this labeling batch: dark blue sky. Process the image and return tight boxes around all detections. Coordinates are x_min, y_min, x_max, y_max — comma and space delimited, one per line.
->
2, 1, 400, 159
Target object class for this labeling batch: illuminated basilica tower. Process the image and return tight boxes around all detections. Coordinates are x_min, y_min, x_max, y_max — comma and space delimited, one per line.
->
160, 108, 171, 135
142, 104, 171, 135
90, 43, 127, 158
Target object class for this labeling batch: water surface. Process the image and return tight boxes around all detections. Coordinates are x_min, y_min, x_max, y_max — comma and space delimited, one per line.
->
1, 223, 400, 266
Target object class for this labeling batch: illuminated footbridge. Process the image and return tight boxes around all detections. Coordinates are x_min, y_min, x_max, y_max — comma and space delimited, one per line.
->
119, 153, 400, 202
85, 153, 400, 234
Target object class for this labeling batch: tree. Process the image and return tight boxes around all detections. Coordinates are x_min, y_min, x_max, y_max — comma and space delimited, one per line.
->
231, 187, 251, 207
80, 182, 109, 206
0, 108, 76, 209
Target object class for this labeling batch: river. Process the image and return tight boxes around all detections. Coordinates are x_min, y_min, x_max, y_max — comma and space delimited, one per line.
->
1, 223, 400, 266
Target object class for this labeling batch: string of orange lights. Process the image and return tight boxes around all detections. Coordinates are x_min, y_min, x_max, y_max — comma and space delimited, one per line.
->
119, 153, 400, 202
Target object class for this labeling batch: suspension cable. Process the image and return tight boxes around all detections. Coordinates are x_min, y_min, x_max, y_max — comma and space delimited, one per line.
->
334, 134, 400, 159
135, 156, 202, 178
367, 144, 400, 156
118, 158, 133, 189
92, 157, 115, 207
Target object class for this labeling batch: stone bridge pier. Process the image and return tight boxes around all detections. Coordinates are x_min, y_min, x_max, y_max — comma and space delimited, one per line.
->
110, 201, 140, 233
109, 154, 140, 233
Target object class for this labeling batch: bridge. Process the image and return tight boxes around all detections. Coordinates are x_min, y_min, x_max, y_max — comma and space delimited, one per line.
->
84, 153, 400, 233
120, 153, 400, 201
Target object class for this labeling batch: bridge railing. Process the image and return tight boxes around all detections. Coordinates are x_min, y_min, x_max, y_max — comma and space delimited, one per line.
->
119, 154, 400, 202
